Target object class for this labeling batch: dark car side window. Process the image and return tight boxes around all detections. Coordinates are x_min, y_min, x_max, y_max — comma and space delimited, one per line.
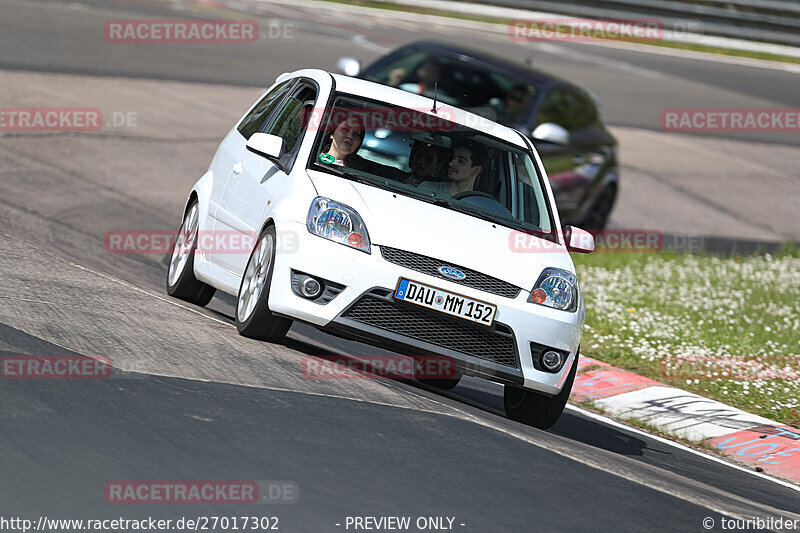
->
237, 80, 294, 140
569, 89, 599, 131
264, 83, 318, 155
366, 48, 533, 111
536, 87, 598, 132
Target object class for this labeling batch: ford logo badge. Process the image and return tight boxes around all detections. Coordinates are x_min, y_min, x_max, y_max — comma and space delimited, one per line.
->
438, 266, 466, 281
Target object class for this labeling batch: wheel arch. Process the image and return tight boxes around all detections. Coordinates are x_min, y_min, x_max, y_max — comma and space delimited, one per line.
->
185, 169, 214, 231
183, 191, 199, 217
257, 217, 277, 238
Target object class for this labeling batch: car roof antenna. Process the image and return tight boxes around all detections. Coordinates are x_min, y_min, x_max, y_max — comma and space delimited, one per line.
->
431, 82, 439, 114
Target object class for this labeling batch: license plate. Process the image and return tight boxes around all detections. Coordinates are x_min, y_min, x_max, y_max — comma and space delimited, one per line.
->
394, 278, 497, 326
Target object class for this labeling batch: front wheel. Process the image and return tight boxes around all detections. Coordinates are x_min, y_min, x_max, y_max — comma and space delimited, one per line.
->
504, 351, 579, 429
582, 185, 616, 230
235, 225, 292, 341
166, 200, 216, 306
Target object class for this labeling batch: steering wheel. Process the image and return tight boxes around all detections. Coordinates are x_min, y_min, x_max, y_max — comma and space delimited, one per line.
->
452, 191, 498, 201
451, 191, 513, 218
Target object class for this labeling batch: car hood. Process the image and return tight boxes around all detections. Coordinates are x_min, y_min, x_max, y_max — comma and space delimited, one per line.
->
307, 170, 575, 291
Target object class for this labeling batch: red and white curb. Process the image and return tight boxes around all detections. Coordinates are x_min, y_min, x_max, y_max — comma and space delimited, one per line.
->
571, 356, 800, 484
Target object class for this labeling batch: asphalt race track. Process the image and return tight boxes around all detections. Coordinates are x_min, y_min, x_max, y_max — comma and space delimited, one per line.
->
0, 0, 799, 531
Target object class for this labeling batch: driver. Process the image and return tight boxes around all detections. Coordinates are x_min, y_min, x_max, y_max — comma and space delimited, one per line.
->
499, 84, 531, 127
389, 58, 454, 102
417, 140, 487, 197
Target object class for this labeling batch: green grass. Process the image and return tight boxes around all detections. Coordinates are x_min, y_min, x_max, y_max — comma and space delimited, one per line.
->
572, 249, 800, 427
315, 0, 800, 65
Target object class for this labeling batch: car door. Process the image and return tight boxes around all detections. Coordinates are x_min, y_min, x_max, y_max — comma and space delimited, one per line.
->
213, 80, 318, 276
207, 78, 295, 268
529, 86, 584, 224
562, 88, 615, 228
531, 85, 609, 225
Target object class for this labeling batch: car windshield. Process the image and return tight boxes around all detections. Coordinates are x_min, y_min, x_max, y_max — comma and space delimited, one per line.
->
364, 48, 537, 127
308, 94, 553, 235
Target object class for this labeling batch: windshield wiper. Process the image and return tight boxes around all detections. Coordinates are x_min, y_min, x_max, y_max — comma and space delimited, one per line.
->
338, 170, 372, 185
317, 166, 382, 188
432, 197, 513, 227
328, 167, 428, 198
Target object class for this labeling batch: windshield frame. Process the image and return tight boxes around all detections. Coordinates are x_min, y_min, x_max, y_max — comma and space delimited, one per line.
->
304, 90, 558, 241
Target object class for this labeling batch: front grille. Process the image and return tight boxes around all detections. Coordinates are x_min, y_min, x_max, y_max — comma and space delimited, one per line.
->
342, 296, 518, 368
379, 246, 521, 299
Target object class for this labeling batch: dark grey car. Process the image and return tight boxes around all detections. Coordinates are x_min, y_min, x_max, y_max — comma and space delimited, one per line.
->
339, 40, 619, 229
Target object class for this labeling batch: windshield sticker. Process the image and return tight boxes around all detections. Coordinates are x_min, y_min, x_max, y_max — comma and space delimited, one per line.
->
319, 153, 335, 164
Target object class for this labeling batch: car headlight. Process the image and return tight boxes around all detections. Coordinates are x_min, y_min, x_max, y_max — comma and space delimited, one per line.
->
529, 268, 578, 312
306, 197, 371, 254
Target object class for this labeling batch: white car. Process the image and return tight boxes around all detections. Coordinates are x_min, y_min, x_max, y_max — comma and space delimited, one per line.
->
166, 69, 595, 429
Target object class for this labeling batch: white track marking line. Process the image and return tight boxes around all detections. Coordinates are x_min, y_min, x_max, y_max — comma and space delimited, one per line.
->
352, 34, 391, 54
108, 365, 800, 517
3, 230, 799, 500
257, 0, 800, 73
530, 42, 666, 79
566, 404, 800, 493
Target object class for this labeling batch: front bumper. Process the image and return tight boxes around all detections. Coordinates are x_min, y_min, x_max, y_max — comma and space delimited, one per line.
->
269, 222, 583, 395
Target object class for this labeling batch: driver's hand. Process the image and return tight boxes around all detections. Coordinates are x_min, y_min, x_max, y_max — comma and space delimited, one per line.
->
388, 67, 406, 86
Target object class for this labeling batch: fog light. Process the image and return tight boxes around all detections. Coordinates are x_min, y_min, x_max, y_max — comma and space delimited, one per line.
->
301, 277, 322, 298
541, 351, 563, 371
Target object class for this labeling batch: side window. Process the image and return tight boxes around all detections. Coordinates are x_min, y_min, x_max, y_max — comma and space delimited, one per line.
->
264, 84, 318, 154
370, 49, 429, 85
237, 80, 294, 140
569, 89, 598, 131
536, 87, 572, 130
511, 151, 550, 232
536, 87, 597, 132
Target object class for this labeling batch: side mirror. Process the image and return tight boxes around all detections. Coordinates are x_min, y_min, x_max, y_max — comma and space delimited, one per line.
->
246, 133, 285, 161
563, 225, 594, 253
336, 57, 361, 77
532, 122, 570, 145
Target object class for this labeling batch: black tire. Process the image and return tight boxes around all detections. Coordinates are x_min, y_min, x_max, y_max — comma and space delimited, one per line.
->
504, 351, 579, 429
235, 225, 292, 341
582, 184, 616, 230
166, 200, 216, 306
